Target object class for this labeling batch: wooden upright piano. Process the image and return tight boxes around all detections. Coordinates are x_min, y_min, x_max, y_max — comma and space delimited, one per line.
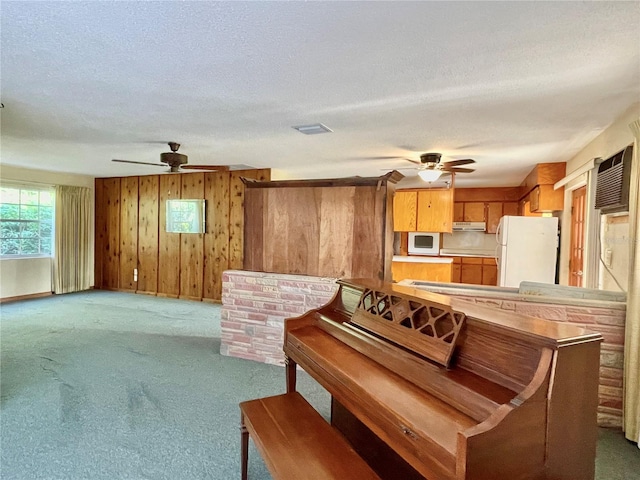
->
284, 279, 602, 480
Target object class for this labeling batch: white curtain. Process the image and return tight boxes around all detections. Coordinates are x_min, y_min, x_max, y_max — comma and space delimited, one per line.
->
53, 185, 92, 294
625, 118, 640, 444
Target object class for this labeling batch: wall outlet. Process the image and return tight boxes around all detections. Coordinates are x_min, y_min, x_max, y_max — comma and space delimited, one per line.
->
604, 249, 612, 267
134, 268, 138, 282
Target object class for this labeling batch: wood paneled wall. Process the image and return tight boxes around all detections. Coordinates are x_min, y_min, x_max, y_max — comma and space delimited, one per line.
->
94, 169, 270, 302
137, 175, 159, 294
243, 177, 398, 281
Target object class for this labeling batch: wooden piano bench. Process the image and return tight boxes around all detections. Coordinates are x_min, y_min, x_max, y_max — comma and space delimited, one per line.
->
239, 391, 380, 480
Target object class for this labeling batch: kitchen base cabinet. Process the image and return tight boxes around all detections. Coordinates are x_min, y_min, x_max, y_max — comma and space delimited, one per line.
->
482, 260, 498, 286
452, 257, 461, 283
460, 257, 483, 284
392, 261, 452, 283
449, 257, 498, 286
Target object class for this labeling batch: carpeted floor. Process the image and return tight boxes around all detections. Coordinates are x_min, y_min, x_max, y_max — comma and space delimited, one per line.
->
1, 290, 638, 479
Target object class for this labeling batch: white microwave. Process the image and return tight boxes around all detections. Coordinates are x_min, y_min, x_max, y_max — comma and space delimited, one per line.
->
408, 232, 440, 256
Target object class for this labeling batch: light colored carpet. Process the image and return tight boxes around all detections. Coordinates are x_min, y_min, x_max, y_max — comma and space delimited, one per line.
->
1, 290, 638, 479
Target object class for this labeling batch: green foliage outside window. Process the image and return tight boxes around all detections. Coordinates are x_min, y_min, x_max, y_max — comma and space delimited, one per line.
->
0, 186, 54, 256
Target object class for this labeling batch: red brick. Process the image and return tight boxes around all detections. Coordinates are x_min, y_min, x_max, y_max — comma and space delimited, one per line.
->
599, 378, 623, 388
500, 301, 516, 311
251, 290, 279, 299
593, 325, 626, 345
476, 299, 502, 308
599, 366, 623, 380
597, 412, 623, 428
566, 313, 597, 324
220, 321, 245, 332
283, 305, 306, 314
307, 283, 339, 292
227, 334, 253, 345
514, 303, 567, 321
305, 295, 334, 308
595, 315, 626, 326
280, 292, 306, 302
566, 306, 625, 315
599, 397, 623, 410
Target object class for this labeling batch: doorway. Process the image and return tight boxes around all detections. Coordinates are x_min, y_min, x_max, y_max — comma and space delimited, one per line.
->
569, 186, 587, 287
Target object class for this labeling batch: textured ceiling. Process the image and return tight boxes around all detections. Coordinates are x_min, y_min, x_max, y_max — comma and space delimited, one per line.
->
1, 1, 639, 187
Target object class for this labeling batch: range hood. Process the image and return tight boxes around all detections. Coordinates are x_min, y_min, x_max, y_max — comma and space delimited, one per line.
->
452, 222, 486, 232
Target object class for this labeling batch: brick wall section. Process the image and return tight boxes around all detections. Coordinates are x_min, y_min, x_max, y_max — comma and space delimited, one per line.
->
221, 271, 626, 428
453, 294, 626, 428
220, 270, 338, 366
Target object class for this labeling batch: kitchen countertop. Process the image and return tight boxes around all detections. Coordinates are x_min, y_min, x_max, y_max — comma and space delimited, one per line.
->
439, 248, 496, 258
392, 255, 453, 264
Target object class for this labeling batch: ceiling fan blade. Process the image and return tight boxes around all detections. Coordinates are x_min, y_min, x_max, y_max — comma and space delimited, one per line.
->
180, 165, 230, 171
443, 158, 476, 167
442, 167, 475, 173
351, 155, 407, 161
112, 159, 166, 167
403, 158, 422, 165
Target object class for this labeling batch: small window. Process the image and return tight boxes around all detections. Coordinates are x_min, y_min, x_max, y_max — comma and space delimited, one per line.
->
166, 199, 206, 233
0, 185, 54, 256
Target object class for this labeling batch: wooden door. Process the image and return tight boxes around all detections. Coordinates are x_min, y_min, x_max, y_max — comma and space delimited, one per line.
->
569, 186, 587, 287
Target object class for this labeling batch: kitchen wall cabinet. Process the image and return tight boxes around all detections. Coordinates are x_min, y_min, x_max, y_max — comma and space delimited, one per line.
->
449, 256, 497, 286
519, 197, 542, 217
529, 184, 564, 212
503, 202, 519, 217
417, 189, 453, 232
394, 188, 453, 233
462, 202, 485, 222
485, 202, 502, 234
392, 261, 452, 283
519, 163, 566, 213
393, 191, 418, 231
453, 202, 464, 222
453, 200, 521, 234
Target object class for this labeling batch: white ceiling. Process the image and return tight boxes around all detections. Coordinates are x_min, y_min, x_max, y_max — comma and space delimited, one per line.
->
1, 1, 639, 187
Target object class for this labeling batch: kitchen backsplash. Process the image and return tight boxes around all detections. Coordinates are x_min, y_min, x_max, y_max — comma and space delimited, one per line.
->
442, 231, 498, 252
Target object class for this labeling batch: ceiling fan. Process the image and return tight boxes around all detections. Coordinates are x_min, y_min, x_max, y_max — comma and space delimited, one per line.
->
397, 153, 476, 182
112, 142, 229, 173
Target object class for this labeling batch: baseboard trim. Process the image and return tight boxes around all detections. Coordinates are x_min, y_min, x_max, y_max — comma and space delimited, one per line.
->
156, 293, 179, 299
0, 291, 53, 304
90, 287, 222, 303
135, 290, 158, 296
202, 298, 222, 305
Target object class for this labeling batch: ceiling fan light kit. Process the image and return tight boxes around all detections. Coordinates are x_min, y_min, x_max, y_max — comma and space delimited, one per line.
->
418, 169, 444, 182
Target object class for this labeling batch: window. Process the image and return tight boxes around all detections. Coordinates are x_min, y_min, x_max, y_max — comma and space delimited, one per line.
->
0, 185, 54, 256
165, 199, 205, 233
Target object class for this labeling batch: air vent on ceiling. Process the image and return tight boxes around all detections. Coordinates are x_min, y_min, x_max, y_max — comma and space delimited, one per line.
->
595, 145, 633, 214
292, 123, 333, 135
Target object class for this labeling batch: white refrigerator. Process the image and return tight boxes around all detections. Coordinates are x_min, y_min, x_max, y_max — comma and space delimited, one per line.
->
496, 216, 559, 288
